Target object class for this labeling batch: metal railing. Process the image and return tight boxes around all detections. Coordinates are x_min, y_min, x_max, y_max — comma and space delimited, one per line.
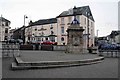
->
98, 50, 120, 58
2, 43, 20, 57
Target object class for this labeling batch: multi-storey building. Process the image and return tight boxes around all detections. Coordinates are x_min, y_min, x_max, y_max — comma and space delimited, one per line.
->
56, 6, 95, 48
13, 26, 26, 43
0, 17, 11, 41
25, 18, 58, 43
25, 6, 95, 49
9, 29, 16, 39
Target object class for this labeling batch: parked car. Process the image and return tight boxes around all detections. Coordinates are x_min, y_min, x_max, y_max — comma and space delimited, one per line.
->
30, 40, 41, 44
16, 39, 23, 44
7, 39, 17, 44
116, 44, 120, 50
99, 43, 118, 50
41, 40, 57, 45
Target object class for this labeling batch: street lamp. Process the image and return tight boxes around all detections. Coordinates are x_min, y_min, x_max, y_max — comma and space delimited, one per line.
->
71, 6, 80, 24
73, 6, 77, 16
24, 15, 28, 26
97, 29, 99, 37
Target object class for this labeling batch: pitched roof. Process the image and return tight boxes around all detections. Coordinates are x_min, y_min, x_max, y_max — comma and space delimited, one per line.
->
28, 18, 57, 27
56, 6, 94, 21
14, 26, 25, 33
0, 17, 11, 23
110, 30, 120, 37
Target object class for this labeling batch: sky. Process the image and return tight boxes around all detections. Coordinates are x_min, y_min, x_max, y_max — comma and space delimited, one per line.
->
0, 0, 119, 37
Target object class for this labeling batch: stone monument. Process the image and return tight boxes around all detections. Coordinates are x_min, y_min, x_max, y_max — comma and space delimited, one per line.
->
66, 6, 85, 54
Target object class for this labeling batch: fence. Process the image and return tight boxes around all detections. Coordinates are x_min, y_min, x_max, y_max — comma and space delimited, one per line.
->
98, 50, 120, 58
19, 44, 66, 51
2, 43, 20, 57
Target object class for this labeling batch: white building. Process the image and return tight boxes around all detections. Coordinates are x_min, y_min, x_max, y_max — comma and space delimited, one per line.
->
0, 17, 11, 41
56, 6, 95, 48
25, 6, 95, 49
25, 18, 58, 43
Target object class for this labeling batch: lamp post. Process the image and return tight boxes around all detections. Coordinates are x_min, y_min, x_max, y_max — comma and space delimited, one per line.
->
97, 29, 99, 37
73, 6, 77, 17
23, 15, 28, 44
24, 15, 28, 26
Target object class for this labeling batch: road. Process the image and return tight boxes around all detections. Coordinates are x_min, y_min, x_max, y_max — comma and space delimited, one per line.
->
2, 57, 118, 78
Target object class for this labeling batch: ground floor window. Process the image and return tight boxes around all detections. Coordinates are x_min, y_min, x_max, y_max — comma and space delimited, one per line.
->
32, 37, 35, 41
42, 38, 43, 41
37, 37, 41, 41
46, 37, 48, 40
49, 37, 55, 42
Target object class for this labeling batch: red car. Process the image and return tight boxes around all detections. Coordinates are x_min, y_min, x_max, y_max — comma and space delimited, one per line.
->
41, 41, 57, 45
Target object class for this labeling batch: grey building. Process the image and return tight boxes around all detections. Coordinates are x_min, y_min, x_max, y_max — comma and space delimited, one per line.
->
0, 17, 11, 41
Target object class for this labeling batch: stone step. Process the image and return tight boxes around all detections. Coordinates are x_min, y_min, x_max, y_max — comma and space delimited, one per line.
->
11, 60, 103, 70
11, 57, 104, 70
15, 57, 104, 66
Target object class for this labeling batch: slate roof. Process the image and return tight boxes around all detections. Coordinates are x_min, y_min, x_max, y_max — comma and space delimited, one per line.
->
28, 18, 57, 27
0, 17, 11, 23
14, 26, 25, 33
110, 30, 120, 36
56, 6, 94, 21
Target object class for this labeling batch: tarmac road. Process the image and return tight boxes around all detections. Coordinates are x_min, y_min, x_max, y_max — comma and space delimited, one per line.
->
2, 51, 118, 78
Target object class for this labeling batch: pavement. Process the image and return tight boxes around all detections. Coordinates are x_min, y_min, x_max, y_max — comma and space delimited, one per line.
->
19, 50, 100, 62
2, 50, 119, 78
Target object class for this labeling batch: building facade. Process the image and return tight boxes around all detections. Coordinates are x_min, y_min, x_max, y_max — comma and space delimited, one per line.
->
9, 29, 16, 39
13, 26, 26, 43
25, 6, 95, 49
25, 18, 58, 43
56, 6, 95, 48
109, 30, 120, 44
0, 17, 11, 41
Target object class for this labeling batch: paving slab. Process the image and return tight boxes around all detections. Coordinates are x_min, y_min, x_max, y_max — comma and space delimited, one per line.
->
19, 50, 100, 62
2, 50, 118, 78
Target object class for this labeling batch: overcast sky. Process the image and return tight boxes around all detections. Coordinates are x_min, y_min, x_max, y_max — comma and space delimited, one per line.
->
0, 0, 119, 37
